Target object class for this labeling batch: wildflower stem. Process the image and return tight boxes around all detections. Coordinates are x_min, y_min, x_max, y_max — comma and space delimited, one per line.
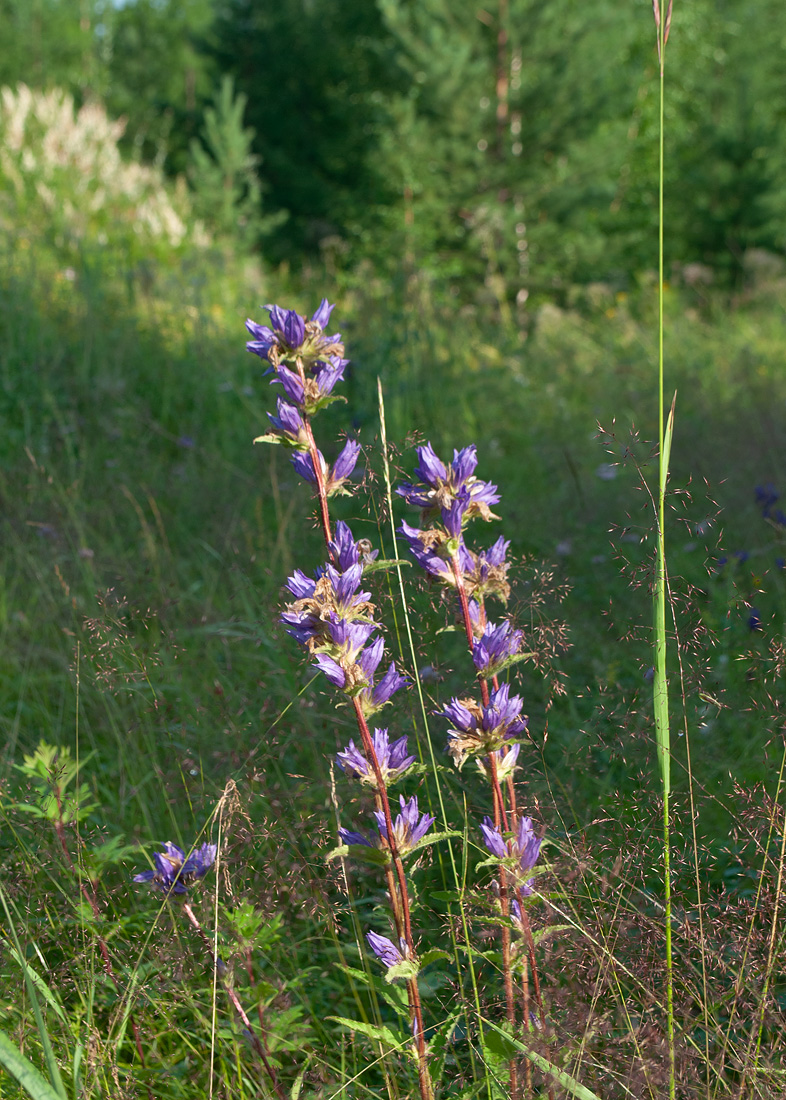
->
350, 697, 431, 1099
450, 553, 532, 1098
182, 902, 287, 1100
305, 417, 334, 550
498, 867, 520, 1100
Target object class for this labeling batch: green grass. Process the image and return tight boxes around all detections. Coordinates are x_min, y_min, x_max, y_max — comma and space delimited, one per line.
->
2, 222, 786, 1096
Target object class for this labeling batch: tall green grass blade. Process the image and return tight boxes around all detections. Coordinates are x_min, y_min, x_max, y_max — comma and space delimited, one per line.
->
0, 1030, 65, 1100
654, 3, 676, 1092
0, 886, 67, 1100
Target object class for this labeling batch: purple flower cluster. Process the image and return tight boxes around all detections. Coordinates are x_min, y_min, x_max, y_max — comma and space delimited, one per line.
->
472, 618, 525, 679
480, 816, 542, 896
398, 444, 519, 659
443, 682, 528, 768
133, 841, 217, 896
248, 300, 360, 494
340, 795, 435, 857
281, 522, 407, 715
337, 727, 415, 788
397, 444, 505, 592
398, 444, 500, 522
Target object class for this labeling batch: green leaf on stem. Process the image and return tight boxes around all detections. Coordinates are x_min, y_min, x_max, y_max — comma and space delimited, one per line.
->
326, 1016, 403, 1051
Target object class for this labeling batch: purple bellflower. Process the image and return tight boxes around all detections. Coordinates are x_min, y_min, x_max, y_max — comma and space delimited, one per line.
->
366, 930, 408, 969
133, 841, 217, 896
398, 520, 474, 585
328, 520, 379, 572
264, 398, 309, 449
246, 299, 346, 416
374, 795, 435, 855
281, 560, 374, 649
340, 795, 434, 856
443, 682, 527, 768
480, 815, 542, 895
246, 299, 338, 364
472, 618, 525, 679
398, 443, 500, 524
337, 728, 415, 787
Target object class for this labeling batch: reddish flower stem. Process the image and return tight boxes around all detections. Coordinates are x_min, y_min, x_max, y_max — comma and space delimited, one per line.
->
303, 430, 432, 1099
352, 697, 430, 1094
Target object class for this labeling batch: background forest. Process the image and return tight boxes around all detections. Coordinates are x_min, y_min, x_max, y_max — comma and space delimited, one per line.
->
2, 1, 786, 1098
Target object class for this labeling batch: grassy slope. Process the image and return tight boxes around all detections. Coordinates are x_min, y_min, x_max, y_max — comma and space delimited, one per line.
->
2, 239, 786, 1094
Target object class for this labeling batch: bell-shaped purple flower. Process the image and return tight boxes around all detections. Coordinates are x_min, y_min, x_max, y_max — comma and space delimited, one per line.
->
325, 439, 361, 496
374, 795, 434, 855
291, 449, 322, 485
133, 841, 217, 896
337, 727, 415, 787
268, 304, 306, 350
443, 682, 527, 768
313, 357, 347, 398
359, 661, 408, 715
246, 300, 342, 372
266, 398, 308, 447
480, 815, 542, 894
311, 298, 336, 330
366, 930, 407, 969
272, 363, 306, 405
313, 653, 347, 687
245, 318, 277, 361
342, 795, 434, 857
398, 521, 474, 586
472, 619, 525, 678
397, 442, 500, 522
329, 520, 361, 571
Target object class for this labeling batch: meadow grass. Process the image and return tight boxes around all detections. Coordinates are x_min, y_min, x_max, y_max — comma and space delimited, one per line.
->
2, 182, 786, 1095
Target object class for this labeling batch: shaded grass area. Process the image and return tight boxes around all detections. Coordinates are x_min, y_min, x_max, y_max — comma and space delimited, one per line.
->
2, 242, 786, 1095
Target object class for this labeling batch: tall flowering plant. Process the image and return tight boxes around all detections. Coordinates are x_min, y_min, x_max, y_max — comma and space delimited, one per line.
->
247, 300, 436, 1099
397, 443, 546, 1099
246, 299, 547, 1099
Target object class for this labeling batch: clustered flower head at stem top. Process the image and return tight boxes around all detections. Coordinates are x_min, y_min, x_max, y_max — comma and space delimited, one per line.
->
397, 441, 528, 712
247, 300, 360, 496
397, 444, 524, 673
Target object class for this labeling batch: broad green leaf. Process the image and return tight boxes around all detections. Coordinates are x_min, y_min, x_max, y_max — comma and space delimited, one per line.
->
384, 958, 419, 984
326, 1016, 402, 1051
